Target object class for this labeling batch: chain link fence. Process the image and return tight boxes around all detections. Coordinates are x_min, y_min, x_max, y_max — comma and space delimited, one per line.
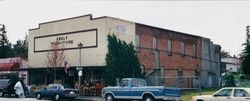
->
146, 76, 200, 90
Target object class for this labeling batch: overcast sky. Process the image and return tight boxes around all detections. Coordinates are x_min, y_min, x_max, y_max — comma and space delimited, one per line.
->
0, 0, 249, 56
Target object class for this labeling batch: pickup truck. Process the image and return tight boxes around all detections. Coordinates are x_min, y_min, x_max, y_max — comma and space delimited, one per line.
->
102, 78, 181, 101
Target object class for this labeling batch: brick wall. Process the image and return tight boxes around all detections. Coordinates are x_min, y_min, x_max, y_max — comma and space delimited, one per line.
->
136, 24, 201, 88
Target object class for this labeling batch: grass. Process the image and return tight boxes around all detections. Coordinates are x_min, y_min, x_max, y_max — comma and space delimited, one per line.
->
181, 88, 220, 101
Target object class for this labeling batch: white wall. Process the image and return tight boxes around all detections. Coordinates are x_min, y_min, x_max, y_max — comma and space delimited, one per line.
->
28, 15, 135, 68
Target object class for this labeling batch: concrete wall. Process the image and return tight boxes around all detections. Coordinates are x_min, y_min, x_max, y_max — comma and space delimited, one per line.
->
201, 38, 221, 87
28, 15, 135, 68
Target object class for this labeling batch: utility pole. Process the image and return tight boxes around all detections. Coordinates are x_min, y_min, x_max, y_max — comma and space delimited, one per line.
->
77, 42, 83, 95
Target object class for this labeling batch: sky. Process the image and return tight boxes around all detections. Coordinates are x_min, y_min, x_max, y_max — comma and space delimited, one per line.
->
0, 0, 249, 56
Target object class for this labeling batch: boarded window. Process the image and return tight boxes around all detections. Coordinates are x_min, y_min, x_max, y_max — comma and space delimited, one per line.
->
180, 42, 185, 56
135, 34, 140, 51
153, 36, 157, 49
168, 40, 172, 55
177, 67, 184, 83
161, 66, 165, 76
192, 44, 196, 57
153, 51, 159, 69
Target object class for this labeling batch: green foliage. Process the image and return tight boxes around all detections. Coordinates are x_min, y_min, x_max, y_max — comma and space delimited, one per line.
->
223, 72, 236, 87
13, 37, 28, 59
241, 26, 250, 75
104, 34, 144, 86
0, 24, 14, 58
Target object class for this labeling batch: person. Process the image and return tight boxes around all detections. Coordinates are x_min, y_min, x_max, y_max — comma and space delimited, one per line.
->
75, 81, 79, 89
14, 81, 25, 98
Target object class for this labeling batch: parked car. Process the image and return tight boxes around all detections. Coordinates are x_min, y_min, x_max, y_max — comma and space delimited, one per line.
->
36, 84, 79, 101
0, 79, 18, 97
102, 78, 181, 101
192, 87, 250, 101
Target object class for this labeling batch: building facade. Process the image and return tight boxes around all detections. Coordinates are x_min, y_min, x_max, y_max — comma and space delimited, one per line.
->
28, 14, 220, 88
135, 24, 221, 88
221, 57, 241, 73
28, 14, 135, 85
200, 38, 221, 87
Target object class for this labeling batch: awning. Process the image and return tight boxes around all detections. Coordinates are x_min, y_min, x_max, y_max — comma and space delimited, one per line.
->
0, 63, 19, 71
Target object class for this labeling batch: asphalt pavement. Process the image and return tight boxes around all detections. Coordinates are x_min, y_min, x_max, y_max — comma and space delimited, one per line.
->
0, 96, 105, 101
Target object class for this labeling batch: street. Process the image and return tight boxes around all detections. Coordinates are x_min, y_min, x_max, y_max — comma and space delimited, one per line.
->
0, 98, 49, 101
0, 97, 84, 101
0, 96, 104, 101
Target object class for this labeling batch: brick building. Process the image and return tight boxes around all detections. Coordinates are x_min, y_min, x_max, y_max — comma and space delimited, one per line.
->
28, 14, 220, 88
135, 24, 220, 88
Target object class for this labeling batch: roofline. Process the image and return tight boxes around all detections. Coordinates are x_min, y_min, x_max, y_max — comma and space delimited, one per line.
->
29, 14, 108, 31
136, 22, 202, 38
29, 14, 217, 43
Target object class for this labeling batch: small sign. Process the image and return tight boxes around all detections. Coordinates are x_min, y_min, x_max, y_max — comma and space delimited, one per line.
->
78, 70, 82, 76
114, 25, 126, 33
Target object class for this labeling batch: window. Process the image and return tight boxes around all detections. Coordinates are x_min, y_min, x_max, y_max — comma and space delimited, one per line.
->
153, 36, 157, 49
177, 67, 183, 83
214, 89, 233, 97
192, 44, 196, 57
120, 80, 129, 87
168, 40, 172, 55
234, 89, 249, 97
180, 42, 185, 56
161, 66, 165, 77
153, 51, 159, 69
131, 79, 147, 87
135, 34, 140, 51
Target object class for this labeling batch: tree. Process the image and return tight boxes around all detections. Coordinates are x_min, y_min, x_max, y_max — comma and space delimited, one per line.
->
241, 26, 250, 75
0, 24, 14, 58
45, 41, 66, 82
104, 34, 143, 86
13, 34, 28, 59
221, 50, 231, 58
223, 72, 236, 87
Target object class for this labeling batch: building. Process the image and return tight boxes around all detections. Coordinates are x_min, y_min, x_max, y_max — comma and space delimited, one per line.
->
28, 14, 220, 88
135, 24, 221, 88
221, 57, 241, 73
0, 57, 28, 84
200, 38, 221, 87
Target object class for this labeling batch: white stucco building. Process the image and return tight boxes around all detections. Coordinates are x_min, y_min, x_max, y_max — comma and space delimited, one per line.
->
221, 57, 241, 73
28, 14, 136, 85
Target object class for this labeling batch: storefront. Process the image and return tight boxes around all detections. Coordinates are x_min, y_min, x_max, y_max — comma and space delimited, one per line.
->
0, 57, 28, 84
28, 14, 135, 87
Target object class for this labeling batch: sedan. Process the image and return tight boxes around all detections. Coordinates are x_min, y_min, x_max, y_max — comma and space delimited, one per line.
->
192, 87, 250, 101
36, 84, 79, 101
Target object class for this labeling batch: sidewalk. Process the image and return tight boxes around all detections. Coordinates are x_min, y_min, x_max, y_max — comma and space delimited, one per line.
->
77, 96, 105, 101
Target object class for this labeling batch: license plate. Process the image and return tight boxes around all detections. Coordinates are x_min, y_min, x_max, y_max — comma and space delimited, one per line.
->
70, 91, 74, 94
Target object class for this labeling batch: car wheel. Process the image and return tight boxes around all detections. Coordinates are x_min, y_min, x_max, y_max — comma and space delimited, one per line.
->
105, 94, 115, 101
36, 93, 42, 100
143, 95, 154, 101
54, 94, 60, 101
